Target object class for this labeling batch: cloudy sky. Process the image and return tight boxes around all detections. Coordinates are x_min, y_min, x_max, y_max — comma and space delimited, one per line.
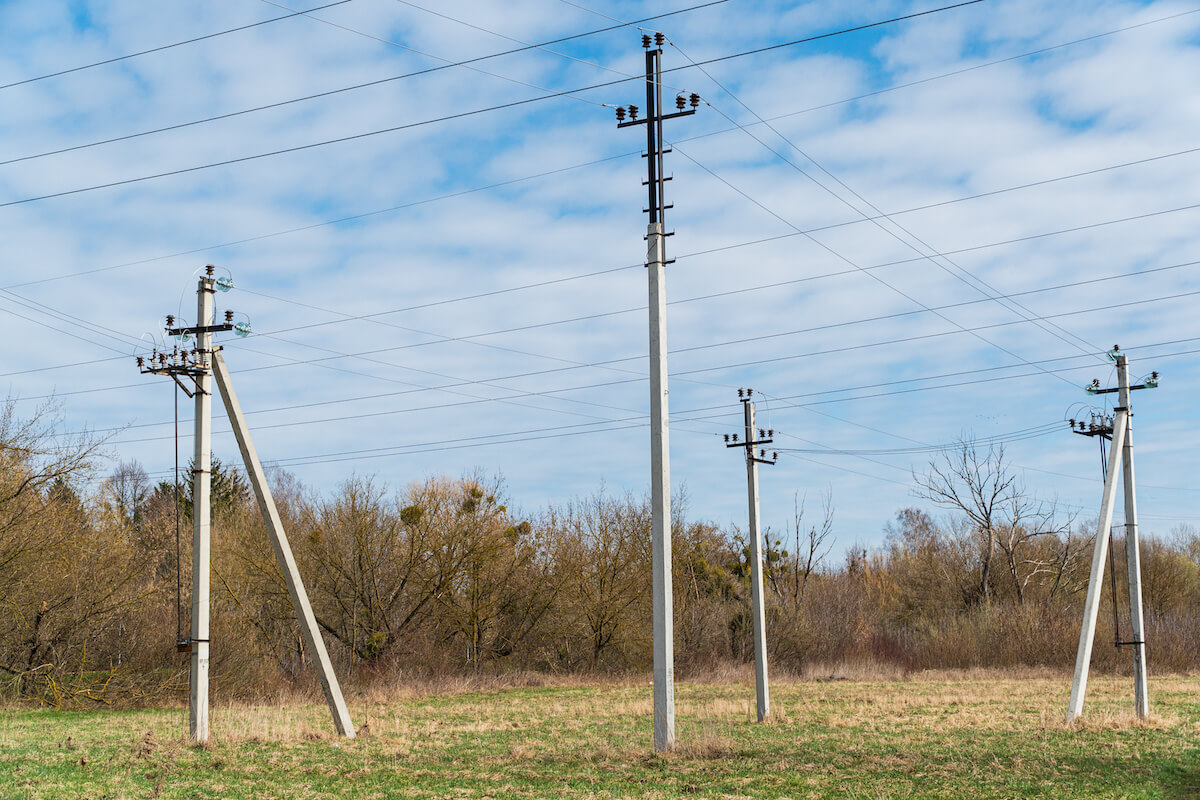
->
2, 0, 1198, 549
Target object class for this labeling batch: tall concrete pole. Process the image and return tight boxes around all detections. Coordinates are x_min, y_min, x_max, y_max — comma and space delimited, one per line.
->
1117, 355, 1150, 718
1066, 408, 1128, 722
743, 400, 769, 722
644, 40, 676, 754
211, 351, 355, 737
616, 34, 697, 752
190, 274, 214, 743
647, 219, 674, 752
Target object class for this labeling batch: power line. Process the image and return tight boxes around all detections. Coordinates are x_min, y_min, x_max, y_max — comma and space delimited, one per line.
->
259, 0, 615, 109
96, 308, 1200, 447
0, 301, 130, 356
0, 2, 728, 170
668, 288, 1200, 380
672, 143, 1088, 388
243, 287, 1200, 390
109, 338, 1200, 508
9, 39, 1199, 291
12, 233, 1197, 415
711, 6, 1200, 132
126, 408, 1058, 479
248, 194, 1200, 343
244, 245, 1200, 363
6, 189, 1198, 384
2, 154, 638, 290
0, 1, 356, 92
0, 0, 994, 209
390, 0, 1096, 365
0, 288, 145, 349
230, 257, 1200, 401
668, 41, 1102, 362
774, 422, 1063, 457
682, 1, 989, 68
6, 0, 1181, 175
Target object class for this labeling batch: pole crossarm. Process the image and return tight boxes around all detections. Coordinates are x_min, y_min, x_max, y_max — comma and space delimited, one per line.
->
166, 322, 234, 337
616, 107, 695, 128
724, 393, 778, 466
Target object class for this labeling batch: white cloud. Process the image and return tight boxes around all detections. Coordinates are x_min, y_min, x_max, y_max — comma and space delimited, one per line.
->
1, 0, 1197, 548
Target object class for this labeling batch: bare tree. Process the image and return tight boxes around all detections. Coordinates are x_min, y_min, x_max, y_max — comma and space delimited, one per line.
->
769, 490, 834, 612
914, 440, 1051, 604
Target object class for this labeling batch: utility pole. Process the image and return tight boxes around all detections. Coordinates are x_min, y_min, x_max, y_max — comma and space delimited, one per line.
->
724, 388, 777, 722
1065, 346, 1158, 722
189, 269, 216, 743
615, 32, 699, 753
139, 266, 353, 741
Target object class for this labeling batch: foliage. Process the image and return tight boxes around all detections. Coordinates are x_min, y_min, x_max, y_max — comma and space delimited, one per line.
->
2, 409, 1200, 706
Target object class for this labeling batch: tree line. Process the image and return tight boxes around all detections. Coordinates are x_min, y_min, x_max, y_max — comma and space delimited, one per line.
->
2, 399, 1198, 706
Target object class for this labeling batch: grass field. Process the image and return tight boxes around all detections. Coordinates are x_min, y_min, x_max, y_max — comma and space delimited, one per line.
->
1, 671, 1198, 799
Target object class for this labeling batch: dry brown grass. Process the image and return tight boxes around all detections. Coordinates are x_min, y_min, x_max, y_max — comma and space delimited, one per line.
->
5, 670, 1199, 799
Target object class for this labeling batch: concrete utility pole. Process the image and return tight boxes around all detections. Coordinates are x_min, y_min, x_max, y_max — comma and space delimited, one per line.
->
1065, 347, 1157, 722
615, 33, 700, 753
191, 272, 215, 743
211, 350, 355, 737
724, 389, 777, 722
139, 266, 354, 741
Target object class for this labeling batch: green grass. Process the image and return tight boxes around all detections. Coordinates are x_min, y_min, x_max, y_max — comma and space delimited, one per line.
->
1, 673, 1198, 799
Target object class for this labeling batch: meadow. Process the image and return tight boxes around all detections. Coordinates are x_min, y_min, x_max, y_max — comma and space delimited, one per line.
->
1, 670, 1198, 799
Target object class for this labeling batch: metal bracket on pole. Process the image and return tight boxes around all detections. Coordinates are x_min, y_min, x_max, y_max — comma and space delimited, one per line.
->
211, 350, 356, 738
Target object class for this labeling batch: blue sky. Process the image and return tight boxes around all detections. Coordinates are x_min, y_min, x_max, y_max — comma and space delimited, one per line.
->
2, 0, 1198, 550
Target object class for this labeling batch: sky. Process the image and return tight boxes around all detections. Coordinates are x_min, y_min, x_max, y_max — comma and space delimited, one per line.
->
1, 0, 1199, 551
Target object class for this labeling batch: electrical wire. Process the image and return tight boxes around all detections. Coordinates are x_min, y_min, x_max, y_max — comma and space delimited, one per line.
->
666, 39, 1102, 362
98, 333, 1200, 448
230, 287, 1200, 397
10, 62, 1200, 292
259, 0, 614, 109
245, 195, 1200, 343
0, 0, 995, 209
551, 0, 1081, 364
6, 187, 1199, 379
260, 255, 1198, 362
672, 142, 1085, 388
0, 2, 728, 170
0, 0, 356, 92
131, 407, 1062, 480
